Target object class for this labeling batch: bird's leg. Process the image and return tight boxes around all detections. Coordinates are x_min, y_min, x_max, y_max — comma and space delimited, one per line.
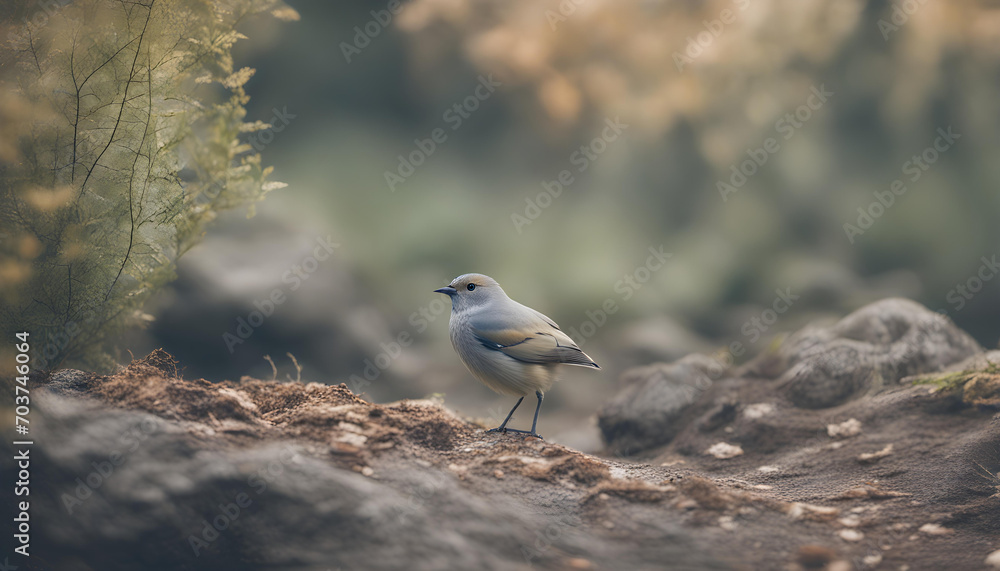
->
487, 396, 523, 433
503, 391, 544, 438
528, 390, 543, 438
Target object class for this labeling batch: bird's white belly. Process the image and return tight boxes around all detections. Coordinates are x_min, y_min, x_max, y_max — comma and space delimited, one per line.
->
450, 312, 556, 396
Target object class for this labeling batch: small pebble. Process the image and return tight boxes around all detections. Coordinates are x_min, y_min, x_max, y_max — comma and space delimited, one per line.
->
918, 523, 952, 536
838, 515, 861, 528
839, 529, 864, 542
827, 418, 862, 438
743, 402, 775, 419
705, 442, 744, 459
863, 554, 883, 567
858, 444, 893, 463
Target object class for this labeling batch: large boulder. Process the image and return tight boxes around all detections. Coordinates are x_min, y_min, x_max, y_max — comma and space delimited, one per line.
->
597, 354, 722, 454
763, 298, 981, 408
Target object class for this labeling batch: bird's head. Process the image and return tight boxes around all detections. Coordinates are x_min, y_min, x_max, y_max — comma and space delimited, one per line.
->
434, 273, 505, 312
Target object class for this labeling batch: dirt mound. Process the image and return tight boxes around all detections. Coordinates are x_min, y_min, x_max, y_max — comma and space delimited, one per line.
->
2, 351, 733, 570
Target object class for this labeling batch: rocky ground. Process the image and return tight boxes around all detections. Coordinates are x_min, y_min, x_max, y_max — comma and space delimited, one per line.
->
3, 298, 999, 570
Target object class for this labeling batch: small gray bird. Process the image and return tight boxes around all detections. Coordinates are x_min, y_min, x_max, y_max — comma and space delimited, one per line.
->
435, 273, 599, 438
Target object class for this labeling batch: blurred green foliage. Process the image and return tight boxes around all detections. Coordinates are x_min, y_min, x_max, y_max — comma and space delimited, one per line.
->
0, 0, 295, 370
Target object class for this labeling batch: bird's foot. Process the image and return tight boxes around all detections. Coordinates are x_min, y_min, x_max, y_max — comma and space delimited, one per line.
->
486, 427, 507, 434
492, 427, 543, 439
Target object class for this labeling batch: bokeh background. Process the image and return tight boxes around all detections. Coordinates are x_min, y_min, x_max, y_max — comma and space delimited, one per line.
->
122, 0, 1000, 450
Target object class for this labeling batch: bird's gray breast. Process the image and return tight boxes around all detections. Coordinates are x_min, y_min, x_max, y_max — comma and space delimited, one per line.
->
448, 308, 478, 356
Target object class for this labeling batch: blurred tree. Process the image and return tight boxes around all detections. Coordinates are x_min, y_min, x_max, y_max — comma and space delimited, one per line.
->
0, 0, 297, 370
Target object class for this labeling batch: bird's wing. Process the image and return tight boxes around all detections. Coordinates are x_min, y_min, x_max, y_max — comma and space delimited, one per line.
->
471, 308, 599, 368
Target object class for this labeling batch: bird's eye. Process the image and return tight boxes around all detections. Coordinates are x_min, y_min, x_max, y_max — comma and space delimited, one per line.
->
467, 283, 476, 291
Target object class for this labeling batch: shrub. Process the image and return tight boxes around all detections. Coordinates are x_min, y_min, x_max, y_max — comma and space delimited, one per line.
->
0, 0, 298, 370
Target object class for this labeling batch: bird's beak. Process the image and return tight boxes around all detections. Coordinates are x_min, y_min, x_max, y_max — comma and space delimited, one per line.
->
434, 286, 457, 296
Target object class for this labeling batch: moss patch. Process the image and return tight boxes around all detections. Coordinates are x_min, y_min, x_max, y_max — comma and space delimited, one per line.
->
911, 362, 1000, 407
